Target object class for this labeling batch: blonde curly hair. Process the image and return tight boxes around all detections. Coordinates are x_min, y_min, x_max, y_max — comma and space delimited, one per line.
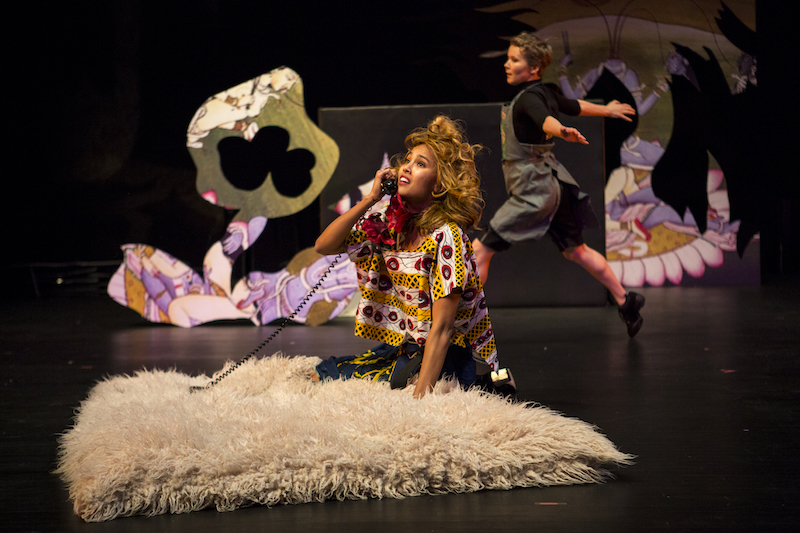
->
392, 115, 484, 235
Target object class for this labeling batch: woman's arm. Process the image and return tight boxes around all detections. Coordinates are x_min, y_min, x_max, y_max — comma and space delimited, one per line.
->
413, 291, 460, 398
314, 168, 396, 255
577, 99, 636, 121
541, 98, 635, 145
542, 116, 588, 145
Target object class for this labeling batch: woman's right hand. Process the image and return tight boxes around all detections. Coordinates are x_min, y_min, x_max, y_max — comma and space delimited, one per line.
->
369, 168, 397, 202
560, 126, 588, 145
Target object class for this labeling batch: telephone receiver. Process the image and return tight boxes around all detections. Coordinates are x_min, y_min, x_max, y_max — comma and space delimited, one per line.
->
380, 177, 398, 196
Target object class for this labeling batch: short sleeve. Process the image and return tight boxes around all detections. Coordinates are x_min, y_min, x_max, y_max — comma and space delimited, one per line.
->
430, 223, 468, 301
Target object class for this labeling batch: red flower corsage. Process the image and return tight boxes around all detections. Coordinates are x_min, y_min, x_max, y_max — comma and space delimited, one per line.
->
361, 193, 411, 246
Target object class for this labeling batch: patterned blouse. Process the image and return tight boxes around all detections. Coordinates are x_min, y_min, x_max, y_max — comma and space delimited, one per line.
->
345, 220, 499, 371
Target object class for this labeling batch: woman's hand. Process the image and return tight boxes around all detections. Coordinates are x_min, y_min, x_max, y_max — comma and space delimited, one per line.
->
605, 99, 636, 121
578, 99, 636, 122
368, 168, 398, 202
315, 167, 397, 255
560, 126, 588, 145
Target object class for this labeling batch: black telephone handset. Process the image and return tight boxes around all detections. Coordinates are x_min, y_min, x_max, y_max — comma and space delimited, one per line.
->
380, 178, 398, 196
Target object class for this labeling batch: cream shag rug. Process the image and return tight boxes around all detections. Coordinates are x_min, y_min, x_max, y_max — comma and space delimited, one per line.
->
56, 355, 633, 522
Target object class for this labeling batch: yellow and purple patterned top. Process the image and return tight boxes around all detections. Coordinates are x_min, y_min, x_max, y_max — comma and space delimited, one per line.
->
345, 220, 499, 371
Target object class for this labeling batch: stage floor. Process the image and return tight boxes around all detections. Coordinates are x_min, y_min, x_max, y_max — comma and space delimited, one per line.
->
2, 283, 799, 532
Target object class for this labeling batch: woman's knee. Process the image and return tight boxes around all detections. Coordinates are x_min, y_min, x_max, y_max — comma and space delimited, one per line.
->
563, 243, 595, 263
562, 244, 582, 262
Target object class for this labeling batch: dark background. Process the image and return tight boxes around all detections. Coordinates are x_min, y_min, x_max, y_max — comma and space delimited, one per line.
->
5, 0, 796, 292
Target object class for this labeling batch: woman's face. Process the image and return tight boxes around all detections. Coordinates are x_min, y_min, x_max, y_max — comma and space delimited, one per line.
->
505, 45, 539, 85
398, 144, 438, 207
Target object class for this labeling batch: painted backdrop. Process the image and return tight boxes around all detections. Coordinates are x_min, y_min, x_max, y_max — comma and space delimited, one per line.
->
482, 0, 759, 286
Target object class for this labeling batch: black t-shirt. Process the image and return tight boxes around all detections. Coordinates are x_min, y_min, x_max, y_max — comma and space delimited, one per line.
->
512, 81, 581, 144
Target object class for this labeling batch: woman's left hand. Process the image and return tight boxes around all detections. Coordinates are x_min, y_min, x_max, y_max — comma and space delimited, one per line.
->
606, 100, 636, 121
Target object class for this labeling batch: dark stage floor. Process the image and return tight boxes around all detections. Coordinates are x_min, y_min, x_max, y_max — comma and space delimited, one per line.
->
2, 283, 799, 532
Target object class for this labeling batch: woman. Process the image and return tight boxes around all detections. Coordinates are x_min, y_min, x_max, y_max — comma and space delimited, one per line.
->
314, 116, 507, 398
471, 32, 646, 337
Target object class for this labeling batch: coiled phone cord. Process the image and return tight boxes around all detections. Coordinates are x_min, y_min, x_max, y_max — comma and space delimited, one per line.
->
189, 178, 397, 392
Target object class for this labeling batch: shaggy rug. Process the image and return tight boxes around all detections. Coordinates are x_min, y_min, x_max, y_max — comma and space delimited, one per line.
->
56, 355, 633, 522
